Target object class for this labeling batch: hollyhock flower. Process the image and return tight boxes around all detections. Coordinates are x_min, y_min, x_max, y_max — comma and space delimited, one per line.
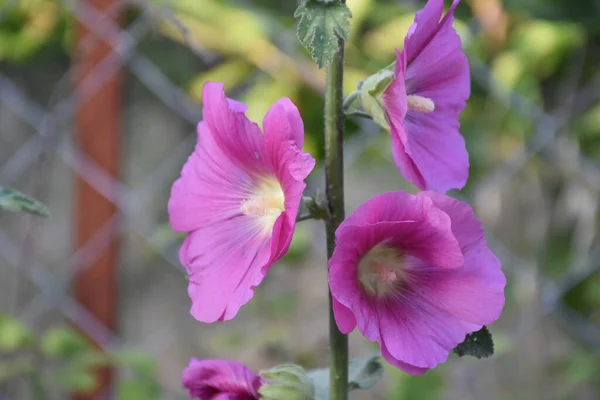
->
329, 191, 505, 374
182, 358, 263, 399
361, 0, 470, 193
169, 82, 315, 323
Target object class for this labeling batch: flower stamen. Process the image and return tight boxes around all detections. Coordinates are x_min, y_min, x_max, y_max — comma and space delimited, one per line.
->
407, 94, 435, 113
240, 177, 285, 234
358, 245, 404, 298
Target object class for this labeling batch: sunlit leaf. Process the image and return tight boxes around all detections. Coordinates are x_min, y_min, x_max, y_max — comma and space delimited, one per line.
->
295, 0, 352, 68
0, 315, 35, 351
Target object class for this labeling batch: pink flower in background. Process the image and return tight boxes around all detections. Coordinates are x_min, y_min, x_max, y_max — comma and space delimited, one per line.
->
329, 191, 505, 374
383, 0, 470, 193
182, 358, 263, 399
168, 82, 315, 323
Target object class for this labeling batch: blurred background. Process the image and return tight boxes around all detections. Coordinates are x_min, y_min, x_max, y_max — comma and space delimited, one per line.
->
1, 0, 600, 398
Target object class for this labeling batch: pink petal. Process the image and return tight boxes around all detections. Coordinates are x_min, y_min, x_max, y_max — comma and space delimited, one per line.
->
376, 284, 469, 369
182, 358, 262, 399
417, 192, 507, 324
168, 122, 253, 233
403, 111, 469, 192
262, 98, 316, 262
401, 0, 470, 192
380, 342, 428, 375
181, 227, 272, 323
202, 82, 269, 174
337, 192, 463, 269
263, 97, 305, 148
403, 0, 454, 66
169, 82, 315, 323
331, 295, 357, 334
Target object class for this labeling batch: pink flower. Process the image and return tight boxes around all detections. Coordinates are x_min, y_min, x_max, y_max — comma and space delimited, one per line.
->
182, 358, 263, 399
329, 191, 505, 374
169, 82, 315, 323
383, 0, 470, 193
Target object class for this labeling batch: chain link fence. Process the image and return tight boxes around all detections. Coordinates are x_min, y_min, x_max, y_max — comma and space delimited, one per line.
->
1, 0, 599, 398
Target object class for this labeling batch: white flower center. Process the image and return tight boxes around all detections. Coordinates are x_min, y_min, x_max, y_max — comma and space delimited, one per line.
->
240, 177, 285, 234
357, 245, 404, 298
407, 94, 435, 113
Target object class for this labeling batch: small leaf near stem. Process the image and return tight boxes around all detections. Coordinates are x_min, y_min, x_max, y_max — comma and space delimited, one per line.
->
0, 186, 49, 217
453, 326, 494, 358
307, 354, 384, 399
295, 0, 352, 69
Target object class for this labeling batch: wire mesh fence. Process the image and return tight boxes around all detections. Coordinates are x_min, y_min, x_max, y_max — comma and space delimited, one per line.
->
1, 0, 599, 399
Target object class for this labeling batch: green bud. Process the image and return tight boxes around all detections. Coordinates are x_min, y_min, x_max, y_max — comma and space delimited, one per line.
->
259, 364, 314, 400
359, 68, 395, 131
303, 193, 328, 221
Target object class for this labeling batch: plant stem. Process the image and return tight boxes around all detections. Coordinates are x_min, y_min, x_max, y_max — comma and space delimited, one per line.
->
324, 29, 348, 400
28, 372, 45, 400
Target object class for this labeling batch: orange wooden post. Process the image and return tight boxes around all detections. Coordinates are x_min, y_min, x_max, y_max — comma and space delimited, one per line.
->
72, 0, 122, 398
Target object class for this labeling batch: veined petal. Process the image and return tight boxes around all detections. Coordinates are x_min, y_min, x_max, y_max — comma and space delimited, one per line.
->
182, 358, 262, 399
329, 190, 505, 374
169, 82, 315, 322
382, 0, 469, 192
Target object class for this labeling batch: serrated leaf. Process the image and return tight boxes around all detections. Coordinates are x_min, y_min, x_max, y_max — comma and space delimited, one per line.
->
453, 326, 494, 359
295, 0, 352, 68
0, 186, 49, 217
307, 354, 383, 399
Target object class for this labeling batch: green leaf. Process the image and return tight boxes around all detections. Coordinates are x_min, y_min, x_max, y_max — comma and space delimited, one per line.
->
0, 315, 35, 351
0, 186, 49, 217
116, 379, 161, 400
40, 326, 90, 358
294, 0, 352, 68
259, 364, 314, 400
307, 354, 384, 399
112, 350, 157, 379
56, 368, 97, 392
453, 326, 494, 359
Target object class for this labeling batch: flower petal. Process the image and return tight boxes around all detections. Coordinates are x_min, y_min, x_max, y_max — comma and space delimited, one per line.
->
182, 224, 272, 323
400, 0, 469, 192
383, 50, 427, 190
403, 111, 469, 192
202, 82, 269, 175
338, 192, 463, 269
331, 295, 358, 334
380, 342, 428, 375
262, 98, 316, 262
417, 192, 506, 324
182, 358, 262, 399
377, 287, 468, 369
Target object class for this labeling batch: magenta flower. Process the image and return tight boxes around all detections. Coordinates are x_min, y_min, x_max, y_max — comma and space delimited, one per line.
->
168, 82, 315, 323
182, 358, 263, 399
329, 191, 505, 374
382, 0, 470, 193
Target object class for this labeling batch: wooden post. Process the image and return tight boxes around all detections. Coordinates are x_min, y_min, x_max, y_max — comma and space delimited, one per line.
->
72, 0, 122, 398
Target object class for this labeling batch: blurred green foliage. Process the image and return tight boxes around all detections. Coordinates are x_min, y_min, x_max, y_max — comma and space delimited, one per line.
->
0, 314, 161, 399
2, 0, 600, 398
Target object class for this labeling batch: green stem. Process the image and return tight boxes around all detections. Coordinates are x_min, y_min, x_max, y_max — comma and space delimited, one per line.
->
324, 28, 348, 400
28, 372, 45, 400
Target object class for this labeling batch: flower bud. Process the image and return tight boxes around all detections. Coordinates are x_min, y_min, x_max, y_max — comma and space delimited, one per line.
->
259, 364, 314, 400
359, 67, 395, 130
